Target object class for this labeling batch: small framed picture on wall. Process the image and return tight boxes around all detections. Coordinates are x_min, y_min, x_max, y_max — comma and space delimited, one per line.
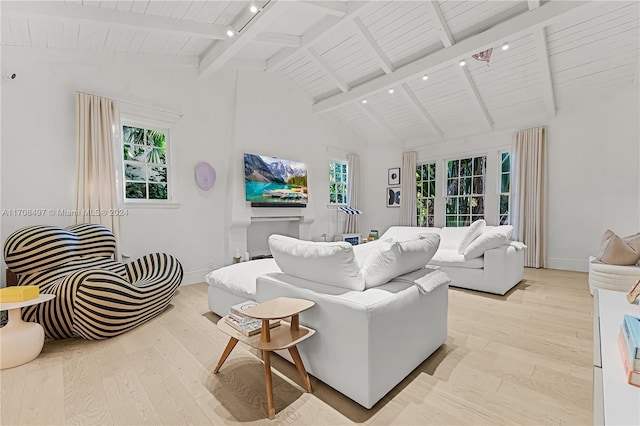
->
388, 167, 400, 186
386, 187, 400, 207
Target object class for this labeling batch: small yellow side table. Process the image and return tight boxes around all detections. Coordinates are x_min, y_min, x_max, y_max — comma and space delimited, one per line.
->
0, 294, 55, 369
214, 297, 315, 419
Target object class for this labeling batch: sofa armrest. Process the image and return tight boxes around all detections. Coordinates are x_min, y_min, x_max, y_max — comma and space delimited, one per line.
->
483, 244, 525, 294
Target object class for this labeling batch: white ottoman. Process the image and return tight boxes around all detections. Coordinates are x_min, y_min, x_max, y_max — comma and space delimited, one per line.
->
588, 256, 640, 295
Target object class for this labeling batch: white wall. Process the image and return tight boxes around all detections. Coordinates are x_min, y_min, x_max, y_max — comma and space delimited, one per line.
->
358, 143, 404, 238
0, 52, 364, 284
225, 69, 365, 258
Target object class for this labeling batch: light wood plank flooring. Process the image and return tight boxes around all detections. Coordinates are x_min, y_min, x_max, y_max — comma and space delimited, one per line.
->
0, 268, 594, 425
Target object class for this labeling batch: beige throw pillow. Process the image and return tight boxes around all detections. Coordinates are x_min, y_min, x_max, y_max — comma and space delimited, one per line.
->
597, 230, 640, 265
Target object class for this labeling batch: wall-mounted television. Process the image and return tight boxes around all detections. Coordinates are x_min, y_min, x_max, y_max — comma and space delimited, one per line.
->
244, 153, 308, 207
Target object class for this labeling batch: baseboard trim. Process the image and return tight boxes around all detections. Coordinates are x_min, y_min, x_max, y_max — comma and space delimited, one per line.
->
546, 257, 589, 272
181, 269, 209, 286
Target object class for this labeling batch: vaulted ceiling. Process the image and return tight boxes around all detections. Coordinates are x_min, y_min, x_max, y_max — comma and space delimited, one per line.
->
3, 1, 639, 145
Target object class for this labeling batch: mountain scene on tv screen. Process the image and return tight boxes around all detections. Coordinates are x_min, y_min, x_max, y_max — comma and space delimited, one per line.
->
244, 153, 308, 203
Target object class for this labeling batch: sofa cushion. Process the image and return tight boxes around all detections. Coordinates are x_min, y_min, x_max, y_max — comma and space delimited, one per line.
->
268, 235, 364, 291
380, 226, 440, 241
596, 230, 640, 265
362, 234, 440, 288
463, 225, 513, 259
457, 220, 486, 254
430, 249, 484, 269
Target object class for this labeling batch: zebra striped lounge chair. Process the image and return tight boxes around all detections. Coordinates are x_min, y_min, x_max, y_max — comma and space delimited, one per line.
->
3, 224, 183, 340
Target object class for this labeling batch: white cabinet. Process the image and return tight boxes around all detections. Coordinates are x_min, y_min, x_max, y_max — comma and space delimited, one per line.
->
593, 289, 640, 425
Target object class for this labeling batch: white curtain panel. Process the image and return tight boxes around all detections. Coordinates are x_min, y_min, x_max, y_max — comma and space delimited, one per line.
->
345, 153, 360, 234
400, 152, 417, 226
511, 127, 547, 268
75, 92, 123, 259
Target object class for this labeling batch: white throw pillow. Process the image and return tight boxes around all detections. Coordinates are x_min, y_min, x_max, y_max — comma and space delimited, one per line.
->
457, 219, 486, 254
268, 235, 364, 291
362, 234, 440, 288
463, 225, 513, 259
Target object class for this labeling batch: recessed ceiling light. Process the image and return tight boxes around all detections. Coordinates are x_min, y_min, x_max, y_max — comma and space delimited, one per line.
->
422, 75, 428, 81
459, 59, 466, 67
502, 41, 509, 51
226, 28, 235, 37
362, 99, 367, 104
388, 88, 395, 94
250, 4, 259, 13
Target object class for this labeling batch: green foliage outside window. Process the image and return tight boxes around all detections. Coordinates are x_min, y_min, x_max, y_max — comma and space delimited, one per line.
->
329, 161, 348, 204
123, 125, 169, 201
445, 156, 486, 226
416, 162, 436, 227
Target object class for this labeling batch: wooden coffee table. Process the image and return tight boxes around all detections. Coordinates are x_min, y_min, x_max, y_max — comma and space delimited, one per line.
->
214, 297, 315, 419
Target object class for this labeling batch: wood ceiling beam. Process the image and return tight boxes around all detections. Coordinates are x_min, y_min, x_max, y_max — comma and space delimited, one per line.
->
199, 0, 290, 78
254, 32, 301, 47
427, 0, 492, 130
313, 0, 589, 114
266, 1, 373, 72
459, 66, 493, 131
299, 1, 348, 17
350, 13, 444, 139
359, 104, 400, 144
352, 17, 394, 74
399, 84, 444, 139
308, 48, 350, 92
424, 0, 455, 47
2, 1, 228, 40
535, 27, 557, 118
528, 0, 542, 11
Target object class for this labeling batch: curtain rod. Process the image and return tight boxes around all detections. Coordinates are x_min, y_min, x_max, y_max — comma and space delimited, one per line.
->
76, 91, 184, 118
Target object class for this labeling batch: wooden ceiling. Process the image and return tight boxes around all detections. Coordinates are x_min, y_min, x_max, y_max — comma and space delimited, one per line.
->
2, 1, 639, 145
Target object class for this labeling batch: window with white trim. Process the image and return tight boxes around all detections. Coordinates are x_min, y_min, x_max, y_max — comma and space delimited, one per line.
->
328, 160, 348, 205
416, 162, 436, 227
122, 123, 170, 201
445, 156, 486, 226
499, 151, 511, 225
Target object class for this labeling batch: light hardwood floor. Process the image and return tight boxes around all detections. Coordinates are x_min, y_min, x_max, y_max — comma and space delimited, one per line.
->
1, 268, 594, 425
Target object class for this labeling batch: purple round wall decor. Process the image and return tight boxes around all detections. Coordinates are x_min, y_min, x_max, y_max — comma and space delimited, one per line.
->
195, 161, 216, 190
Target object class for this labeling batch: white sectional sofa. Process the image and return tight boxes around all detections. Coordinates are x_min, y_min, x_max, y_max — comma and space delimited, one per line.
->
207, 234, 449, 409
381, 226, 526, 295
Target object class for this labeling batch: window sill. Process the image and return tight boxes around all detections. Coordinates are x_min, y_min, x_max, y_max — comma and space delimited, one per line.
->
327, 204, 348, 209
125, 201, 180, 209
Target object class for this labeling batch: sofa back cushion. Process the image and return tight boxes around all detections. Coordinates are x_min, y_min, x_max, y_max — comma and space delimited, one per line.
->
268, 235, 364, 291
362, 234, 440, 288
463, 225, 513, 259
380, 226, 440, 241
438, 227, 470, 251
457, 220, 486, 254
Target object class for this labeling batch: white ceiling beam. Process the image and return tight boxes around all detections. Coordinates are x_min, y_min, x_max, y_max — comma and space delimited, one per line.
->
424, 0, 455, 47
352, 17, 394, 74
313, 0, 589, 114
266, 1, 373, 71
199, 0, 290, 78
425, 0, 491, 130
308, 47, 350, 92
359, 104, 400, 144
459, 66, 493, 130
535, 27, 556, 118
300, 1, 348, 17
254, 32, 301, 47
399, 84, 444, 139
2, 1, 228, 40
528, 0, 542, 11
